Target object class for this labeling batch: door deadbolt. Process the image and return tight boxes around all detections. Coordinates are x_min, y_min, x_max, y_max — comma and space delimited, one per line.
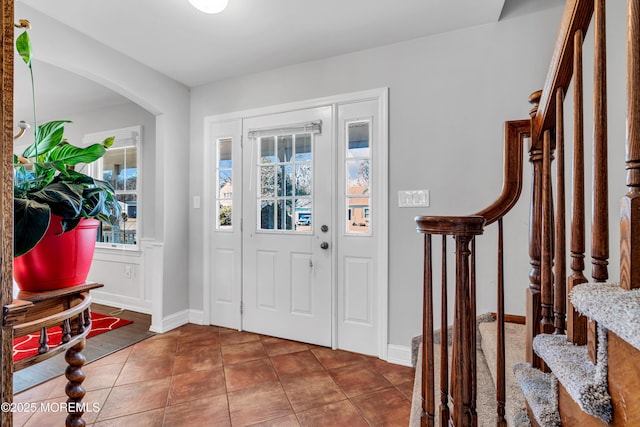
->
321, 225, 329, 232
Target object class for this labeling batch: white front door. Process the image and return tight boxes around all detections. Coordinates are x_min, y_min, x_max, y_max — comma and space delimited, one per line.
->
242, 106, 333, 346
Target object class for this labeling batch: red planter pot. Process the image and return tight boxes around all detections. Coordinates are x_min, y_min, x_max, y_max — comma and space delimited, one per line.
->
14, 216, 100, 291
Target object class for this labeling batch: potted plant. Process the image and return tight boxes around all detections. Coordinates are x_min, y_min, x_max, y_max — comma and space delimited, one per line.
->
13, 23, 121, 291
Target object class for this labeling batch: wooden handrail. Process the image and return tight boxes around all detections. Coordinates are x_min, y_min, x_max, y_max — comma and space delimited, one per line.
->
417, 119, 529, 233
533, 0, 594, 143
475, 120, 530, 226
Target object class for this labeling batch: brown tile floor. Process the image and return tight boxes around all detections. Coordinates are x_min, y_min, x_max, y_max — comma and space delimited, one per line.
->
13, 324, 415, 426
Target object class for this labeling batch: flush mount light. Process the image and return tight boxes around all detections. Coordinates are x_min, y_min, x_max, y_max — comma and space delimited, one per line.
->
189, 0, 229, 14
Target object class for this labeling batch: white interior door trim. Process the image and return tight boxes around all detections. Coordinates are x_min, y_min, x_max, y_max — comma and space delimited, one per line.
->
202, 87, 389, 359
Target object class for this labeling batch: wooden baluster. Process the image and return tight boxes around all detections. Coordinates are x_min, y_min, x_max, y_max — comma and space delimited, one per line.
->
469, 238, 477, 427
439, 236, 450, 426
77, 312, 86, 334
496, 219, 506, 426
38, 327, 49, 354
541, 129, 555, 335
554, 88, 567, 334
621, 0, 640, 291
589, 0, 608, 363
65, 339, 87, 427
421, 233, 435, 427
568, 29, 588, 345
592, 0, 609, 283
62, 319, 72, 344
84, 308, 91, 328
452, 234, 477, 427
527, 90, 544, 369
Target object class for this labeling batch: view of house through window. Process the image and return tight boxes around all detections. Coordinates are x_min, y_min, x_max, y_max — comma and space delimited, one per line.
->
216, 137, 233, 230
257, 133, 312, 232
84, 126, 141, 249
346, 120, 371, 234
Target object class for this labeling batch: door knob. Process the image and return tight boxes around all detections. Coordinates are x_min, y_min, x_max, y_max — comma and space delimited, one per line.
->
320, 242, 329, 250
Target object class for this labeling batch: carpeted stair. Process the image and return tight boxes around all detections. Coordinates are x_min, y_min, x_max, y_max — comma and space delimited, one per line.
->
512, 362, 560, 426
409, 317, 531, 426
531, 327, 612, 423
478, 321, 531, 426
570, 282, 640, 351
511, 282, 640, 426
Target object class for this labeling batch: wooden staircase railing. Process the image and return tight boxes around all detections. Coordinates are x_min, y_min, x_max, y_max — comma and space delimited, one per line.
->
416, 0, 640, 423
415, 119, 529, 426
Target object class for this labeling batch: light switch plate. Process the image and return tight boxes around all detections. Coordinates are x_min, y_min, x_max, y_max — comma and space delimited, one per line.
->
398, 190, 430, 207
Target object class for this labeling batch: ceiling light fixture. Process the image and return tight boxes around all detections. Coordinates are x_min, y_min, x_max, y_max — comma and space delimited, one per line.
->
188, 0, 229, 14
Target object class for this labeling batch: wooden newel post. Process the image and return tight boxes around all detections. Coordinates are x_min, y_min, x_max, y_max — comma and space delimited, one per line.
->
452, 233, 477, 427
621, 0, 640, 290
415, 216, 484, 427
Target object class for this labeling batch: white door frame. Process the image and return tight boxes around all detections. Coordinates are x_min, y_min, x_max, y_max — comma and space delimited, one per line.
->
202, 88, 389, 359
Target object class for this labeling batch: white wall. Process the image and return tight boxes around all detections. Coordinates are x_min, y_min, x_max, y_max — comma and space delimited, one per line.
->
16, 3, 191, 328
62, 103, 156, 313
189, 5, 566, 348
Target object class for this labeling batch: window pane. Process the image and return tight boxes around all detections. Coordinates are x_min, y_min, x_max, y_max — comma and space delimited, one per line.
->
347, 197, 370, 234
88, 127, 141, 247
219, 138, 232, 168
347, 159, 370, 192
295, 163, 312, 196
295, 135, 312, 161
99, 194, 138, 244
277, 165, 293, 197
277, 199, 293, 231
295, 199, 312, 231
219, 170, 232, 195
123, 168, 137, 191
219, 204, 232, 227
277, 135, 293, 162
256, 132, 313, 234
347, 121, 370, 158
260, 137, 275, 164
260, 200, 275, 230
216, 137, 233, 230
260, 166, 276, 197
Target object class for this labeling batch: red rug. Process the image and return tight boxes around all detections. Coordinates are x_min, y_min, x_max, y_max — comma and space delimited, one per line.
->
13, 312, 133, 362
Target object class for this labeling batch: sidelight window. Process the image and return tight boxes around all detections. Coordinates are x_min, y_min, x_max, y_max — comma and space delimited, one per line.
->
345, 120, 371, 235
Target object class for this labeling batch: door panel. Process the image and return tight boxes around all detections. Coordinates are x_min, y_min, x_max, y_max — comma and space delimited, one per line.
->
209, 119, 243, 330
242, 106, 333, 346
336, 100, 381, 355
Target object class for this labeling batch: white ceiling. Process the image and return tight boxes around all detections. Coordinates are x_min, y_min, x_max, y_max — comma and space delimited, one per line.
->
13, 0, 561, 125
19, 0, 507, 87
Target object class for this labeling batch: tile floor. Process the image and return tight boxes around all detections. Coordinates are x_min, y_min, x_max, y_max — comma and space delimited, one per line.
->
13, 324, 415, 426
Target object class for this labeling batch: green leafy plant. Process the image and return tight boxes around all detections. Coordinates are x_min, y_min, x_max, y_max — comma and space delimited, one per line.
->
14, 26, 121, 257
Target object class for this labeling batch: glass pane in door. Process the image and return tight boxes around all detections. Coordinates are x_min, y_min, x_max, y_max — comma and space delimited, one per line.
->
257, 133, 313, 233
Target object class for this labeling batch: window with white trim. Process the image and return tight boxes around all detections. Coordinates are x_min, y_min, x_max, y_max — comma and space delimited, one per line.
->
83, 126, 141, 249
216, 137, 233, 230
345, 120, 371, 234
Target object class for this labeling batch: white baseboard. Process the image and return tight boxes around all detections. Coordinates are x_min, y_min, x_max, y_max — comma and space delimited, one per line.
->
189, 309, 205, 325
91, 292, 151, 315
149, 309, 190, 334
387, 344, 413, 367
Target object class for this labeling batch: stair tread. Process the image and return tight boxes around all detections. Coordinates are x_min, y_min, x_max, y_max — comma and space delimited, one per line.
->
478, 321, 529, 425
513, 362, 560, 427
533, 333, 612, 423
570, 282, 640, 351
